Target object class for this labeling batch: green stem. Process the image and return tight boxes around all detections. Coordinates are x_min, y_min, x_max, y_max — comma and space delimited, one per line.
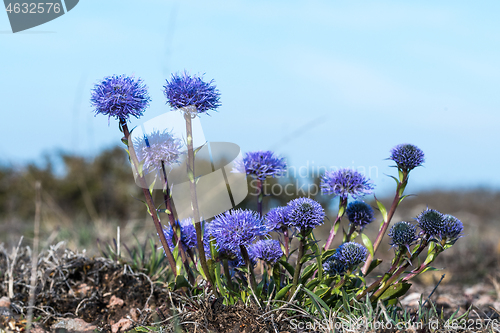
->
161, 161, 195, 284
240, 245, 257, 292
120, 119, 177, 276
289, 231, 306, 300
183, 112, 216, 295
355, 249, 404, 302
256, 179, 264, 218
361, 171, 408, 275
345, 223, 357, 243
223, 259, 234, 292
324, 197, 347, 250
283, 227, 290, 258
370, 237, 429, 302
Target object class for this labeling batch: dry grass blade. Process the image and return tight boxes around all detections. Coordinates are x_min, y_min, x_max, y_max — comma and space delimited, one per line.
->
26, 181, 42, 332
7, 236, 23, 299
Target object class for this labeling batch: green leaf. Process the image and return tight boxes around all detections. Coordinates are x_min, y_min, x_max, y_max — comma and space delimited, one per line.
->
375, 196, 388, 222
256, 271, 267, 298
365, 259, 383, 275
398, 169, 405, 183
379, 282, 412, 301
173, 275, 191, 290
193, 142, 207, 156
361, 233, 374, 259
314, 287, 331, 299
187, 170, 195, 183
321, 249, 336, 261
398, 181, 407, 197
278, 260, 295, 277
173, 244, 183, 276
398, 194, 413, 205
310, 233, 323, 279
305, 277, 322, 290
300, 264, 317, 284
388, 175, 399, 185
419, 266, 439, 274
275, 283, 293, 300
303, 287, 330, 319
214, 259, 227, 298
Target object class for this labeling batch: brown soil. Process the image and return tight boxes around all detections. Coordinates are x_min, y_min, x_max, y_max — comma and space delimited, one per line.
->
1, 242, 499, 332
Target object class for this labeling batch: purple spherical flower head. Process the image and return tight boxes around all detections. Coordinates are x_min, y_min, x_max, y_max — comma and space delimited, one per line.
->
335, 242, 368, 268
286, 197, 325, 230
236, 151, 287, 181
91, 75, 151, 121
320, 168, 374, 200
416, 208, 446, 238
133, 129, 183, 173
323, 257, 347, 276
265, 206, 290, 232
248, 239, 284, 265
163, 71, 221, 115
388, 221, 417, 250
161, 218, 197, 251
210, 209, 268, 254
346, 201, 375, 228
390, 144, 425, 172
442, 214, 463, 243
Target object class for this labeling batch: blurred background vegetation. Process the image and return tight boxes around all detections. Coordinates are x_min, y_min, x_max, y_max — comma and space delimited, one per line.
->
1, 147, 498, 285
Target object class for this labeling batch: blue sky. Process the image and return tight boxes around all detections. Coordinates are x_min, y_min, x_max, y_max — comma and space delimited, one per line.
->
1, 0, 500, 196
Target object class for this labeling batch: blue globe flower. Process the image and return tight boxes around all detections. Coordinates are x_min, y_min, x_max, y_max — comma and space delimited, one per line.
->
346, 201, 375, 228
390, 144, 425, 172
265, 206, 290, 231
323, 257, 347, 276
334, 242, 368, 267
133, 129, 182, 173
235, 151, 287, 181
320, 168, 374, 200
163, 71, 221, 115
388, 221, 417, 248
286, 197, 325, 230
91, 75, 151, 121
323, 242, 367, 276
161, 218, 197, 251
210, 209, 268, 254
442, 214, 463, 242
248, 240, 283, 265
416, 208, 446, 237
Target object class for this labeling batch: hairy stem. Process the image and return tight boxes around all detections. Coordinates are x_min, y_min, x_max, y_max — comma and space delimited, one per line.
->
240, 245, 257, 292
256, 179, 264, 218
161, 162, 194, 284
355, 249, 404, 301
370, 237, 429, 302
183, 112, 216, 294
121, 119, 177, 276
362, 172, 408, 275
289, 231, 306, 300
324, 197, 347, 250
283, 227, 290, 258
223, 259, 233, 292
